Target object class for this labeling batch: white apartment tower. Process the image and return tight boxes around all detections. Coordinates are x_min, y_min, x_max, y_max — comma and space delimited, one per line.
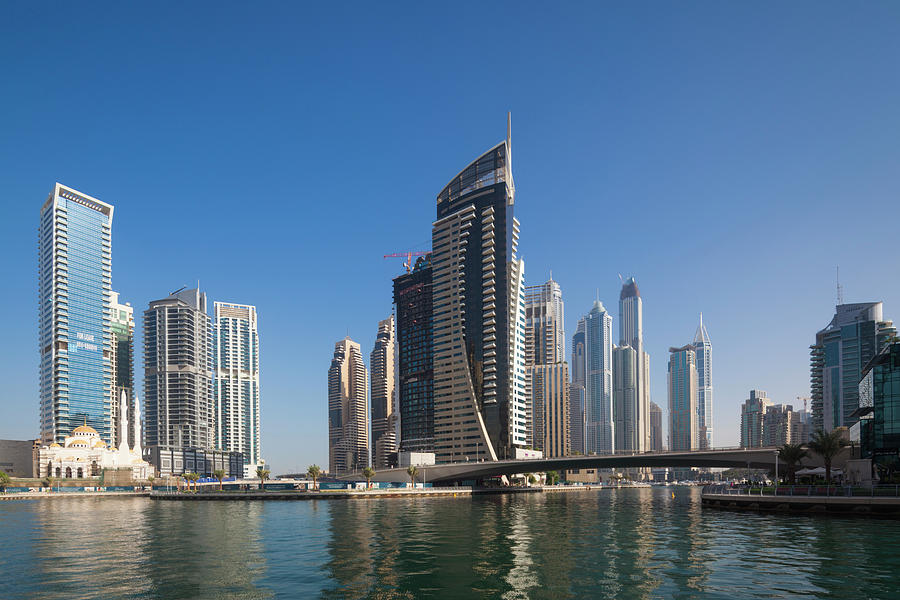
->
214, 302, 262, 478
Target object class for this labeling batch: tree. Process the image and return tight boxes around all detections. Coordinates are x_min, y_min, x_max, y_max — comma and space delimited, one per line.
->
307, 465, 321, 491
213, 469, 225, 491
777, 443, 808, 484
362, 467, 375, 490
407, 465, 419, 486
257, 468, 270, 491
527, 473, 537, 486
545, 471, 560, 485
43, 476, 53, 491
147, 475, 155, 488
0, 470, 10, 493
808, 428, 850, 484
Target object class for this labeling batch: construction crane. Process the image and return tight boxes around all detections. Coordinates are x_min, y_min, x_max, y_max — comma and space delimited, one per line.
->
384, 251, 431, 273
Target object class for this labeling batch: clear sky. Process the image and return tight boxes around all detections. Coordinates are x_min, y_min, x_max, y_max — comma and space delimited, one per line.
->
2, 2, 899, 473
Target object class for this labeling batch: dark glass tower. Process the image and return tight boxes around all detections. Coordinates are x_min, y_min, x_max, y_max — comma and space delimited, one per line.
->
393, 255, 434, 454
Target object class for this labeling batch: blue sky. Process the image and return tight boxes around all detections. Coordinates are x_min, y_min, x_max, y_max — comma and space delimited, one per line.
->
2, 3, 899, 473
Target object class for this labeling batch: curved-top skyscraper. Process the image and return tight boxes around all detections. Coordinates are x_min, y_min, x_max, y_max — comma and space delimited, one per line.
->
431, 116, 527, 462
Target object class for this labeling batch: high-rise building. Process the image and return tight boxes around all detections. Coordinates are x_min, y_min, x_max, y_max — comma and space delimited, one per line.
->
857, 341, 900, 465
144, 288, 214, 450
810, 302, 896, 432
619, 278, 650, 452
393, 256, 434, 454
214, 302, 261, 478
613, 345, 638, 452
39, 184, 114, 445
525, 278, 568, 455
370, 316, 396, 469
328, 337, 368, 474
649, 401, 663, 452
668, 345, 698, 451
762, 403, 807, 447
584, 301, 613, 454
431, 117, 527, 462
524, 279, 565, 364
692, 314, 713, 449
531, 363, 570, 457
569, 320, 586, 454
109, 291, 134, 449
740, 390, 772, 448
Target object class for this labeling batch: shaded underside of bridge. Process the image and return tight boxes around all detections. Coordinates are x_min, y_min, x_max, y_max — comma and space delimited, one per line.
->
341, 447, 846, 484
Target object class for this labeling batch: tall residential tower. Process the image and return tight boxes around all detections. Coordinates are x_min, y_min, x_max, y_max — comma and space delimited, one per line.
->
668, 344, 698, 451
39, 184, 114, 444
431, 117, 527, 462
619, 278, 650, 452
110, 291, 134, 449
214, 302, 262, 478
693, 314, 713, 449
144, 288, 214, 450
370, 316, 397, 468
583, 301, 613, 454
328, 337, 368, 474
810, 302, 895, 432
393, 255, 434, 454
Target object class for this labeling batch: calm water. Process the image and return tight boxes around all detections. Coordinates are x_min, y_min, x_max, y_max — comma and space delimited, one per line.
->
1, 487, 899, 599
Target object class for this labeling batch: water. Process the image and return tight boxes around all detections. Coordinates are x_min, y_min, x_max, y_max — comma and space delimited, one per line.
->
1, 487, 899, 599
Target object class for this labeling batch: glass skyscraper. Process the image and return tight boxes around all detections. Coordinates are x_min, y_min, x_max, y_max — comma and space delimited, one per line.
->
810, 302, 896, 432
393, 256, 434, 454
618, 277, 650, 451
692, 314, 713, 449
668, 344, 698, 451
110, 291, 134, 449
39, 184, 114, 444
584, 301, 613, 454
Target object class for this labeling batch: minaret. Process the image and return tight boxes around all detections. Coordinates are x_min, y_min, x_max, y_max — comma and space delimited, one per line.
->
118, 390, 130, 459
132, 394, 142, 456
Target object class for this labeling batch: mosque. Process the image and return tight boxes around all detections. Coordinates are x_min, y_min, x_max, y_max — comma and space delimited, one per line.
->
35, 391, 154, 481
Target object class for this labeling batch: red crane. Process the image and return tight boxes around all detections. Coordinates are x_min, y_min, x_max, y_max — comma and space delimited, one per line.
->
384, 251, 431, 273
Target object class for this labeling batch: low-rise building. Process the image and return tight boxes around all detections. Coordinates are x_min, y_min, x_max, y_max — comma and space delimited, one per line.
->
35, 425, 152, 480
0, 439, 37, 478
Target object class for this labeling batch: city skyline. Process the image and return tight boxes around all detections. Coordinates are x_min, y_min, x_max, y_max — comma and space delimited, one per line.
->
3, 4, 900, 473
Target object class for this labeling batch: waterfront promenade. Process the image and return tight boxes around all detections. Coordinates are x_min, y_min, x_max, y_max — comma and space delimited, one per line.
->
701, 484, 900, 515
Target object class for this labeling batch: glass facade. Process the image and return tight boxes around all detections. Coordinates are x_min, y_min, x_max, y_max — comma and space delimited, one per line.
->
668, 345, 698, 451
393, 256, 434, 453
858, 342, 900, 475
39, 184, 113, 444
584, 301, 613, 454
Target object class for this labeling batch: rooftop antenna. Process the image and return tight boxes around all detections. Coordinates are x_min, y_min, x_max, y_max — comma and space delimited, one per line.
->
170, 285, 187, 296
836, 266, 844, 305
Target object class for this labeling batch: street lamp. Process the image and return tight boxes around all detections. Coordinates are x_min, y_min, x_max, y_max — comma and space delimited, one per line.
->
774, 449, 779, 486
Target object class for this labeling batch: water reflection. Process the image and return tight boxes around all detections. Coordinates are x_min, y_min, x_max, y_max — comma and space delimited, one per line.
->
3, 490, 900, 599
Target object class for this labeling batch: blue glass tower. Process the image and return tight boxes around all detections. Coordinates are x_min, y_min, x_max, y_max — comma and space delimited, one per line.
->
39, 183, 114, 444
584, 301, 613, 454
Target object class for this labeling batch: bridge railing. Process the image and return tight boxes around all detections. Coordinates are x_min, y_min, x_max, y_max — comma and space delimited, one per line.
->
702, 484, 900, 498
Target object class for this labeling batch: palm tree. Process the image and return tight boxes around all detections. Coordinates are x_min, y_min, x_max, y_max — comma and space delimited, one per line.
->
407, 465, 419, 487
147, 475, 155, 490
257, 467, 270, 491
0, 470, 10, 493
362, 467, 375, 490
307, 465, 321, 491
808, 428, 850, 484
213, 469, 226, 491
777, 443, 808, 484
545, 470, 560, 485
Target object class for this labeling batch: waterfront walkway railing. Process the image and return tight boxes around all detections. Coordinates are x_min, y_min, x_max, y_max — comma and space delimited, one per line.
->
703, 484, 900, 498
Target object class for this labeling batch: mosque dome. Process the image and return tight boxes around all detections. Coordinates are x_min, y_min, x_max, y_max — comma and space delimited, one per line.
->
49, 442, 61, 448
67, 437, 89, 447
72, 425, 99, 436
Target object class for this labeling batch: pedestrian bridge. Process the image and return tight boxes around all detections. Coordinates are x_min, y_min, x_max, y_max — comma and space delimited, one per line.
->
339, 446, 833, 484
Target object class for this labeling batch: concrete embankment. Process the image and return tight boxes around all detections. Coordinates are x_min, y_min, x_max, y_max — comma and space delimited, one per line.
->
702, 491, 900, 516
1, 491, 149, 501
151, 485, 615, 501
